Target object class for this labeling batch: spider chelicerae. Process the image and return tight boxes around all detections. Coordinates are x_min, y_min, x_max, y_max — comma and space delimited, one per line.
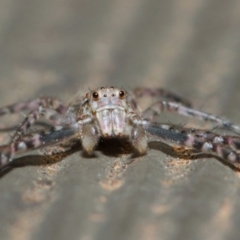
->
0, 86, 240, 170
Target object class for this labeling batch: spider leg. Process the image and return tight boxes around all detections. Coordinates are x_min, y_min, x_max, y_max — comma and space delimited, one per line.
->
11, 107, 75, 143
0, 96, 68, 139
133, 87, 192, 107
128, 114, 148, 154
180, 128, 240, 152
0, 97, 67, 117
144, 122, 240, 166
0, 125, 78, 168
142, 101, 240, 134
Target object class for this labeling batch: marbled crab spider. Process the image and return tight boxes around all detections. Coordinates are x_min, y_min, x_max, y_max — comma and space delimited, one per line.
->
0, 86, 240, 170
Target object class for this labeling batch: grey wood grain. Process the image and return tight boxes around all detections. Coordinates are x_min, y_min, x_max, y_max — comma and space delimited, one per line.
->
0, 1, 240, 240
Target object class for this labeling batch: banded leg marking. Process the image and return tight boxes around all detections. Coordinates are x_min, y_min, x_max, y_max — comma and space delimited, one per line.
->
143, 101, 240, 134
0, 126, 78, 168
11, 107, 71, 143
144, 122, 240, 165
0, 97, 67, 117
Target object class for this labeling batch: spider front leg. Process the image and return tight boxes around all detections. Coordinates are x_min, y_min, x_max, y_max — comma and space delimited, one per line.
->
76, 113, 100, 154
129, 114, 148, 154
0, 125, 78, 168
143, 101, 240, 134
80, 123, 99, 154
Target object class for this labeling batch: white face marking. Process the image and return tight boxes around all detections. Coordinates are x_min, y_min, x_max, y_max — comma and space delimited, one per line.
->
87, 87, 129, 137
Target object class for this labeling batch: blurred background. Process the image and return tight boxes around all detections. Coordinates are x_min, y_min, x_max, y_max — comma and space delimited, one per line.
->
0, 0, 240, 240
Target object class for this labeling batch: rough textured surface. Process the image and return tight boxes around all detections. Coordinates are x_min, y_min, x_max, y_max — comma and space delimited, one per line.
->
0, 1, 240, 240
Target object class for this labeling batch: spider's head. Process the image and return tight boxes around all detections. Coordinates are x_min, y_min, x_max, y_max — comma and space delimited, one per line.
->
87, 86, 128, 113
85, 87, 129, 137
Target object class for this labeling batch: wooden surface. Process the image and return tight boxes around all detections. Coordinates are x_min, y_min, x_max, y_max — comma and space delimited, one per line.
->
0, 1, 240, 240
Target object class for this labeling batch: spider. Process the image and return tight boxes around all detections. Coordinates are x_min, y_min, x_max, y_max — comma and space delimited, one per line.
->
0, 86, 240, 170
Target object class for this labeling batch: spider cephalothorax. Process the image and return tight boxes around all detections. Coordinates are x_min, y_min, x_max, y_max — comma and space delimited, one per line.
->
0, 86, 240, 170
76, 86, 147, 154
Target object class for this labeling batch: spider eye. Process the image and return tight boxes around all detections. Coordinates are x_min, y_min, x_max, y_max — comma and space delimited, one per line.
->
119, 90, 125, 98
92, 91, 99, 99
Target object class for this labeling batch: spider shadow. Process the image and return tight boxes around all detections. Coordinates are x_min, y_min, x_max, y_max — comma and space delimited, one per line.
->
79, 138, 134, 159
95, 138, 134, 157
1, 139, 239, 178
149, 141, 240, 171
0, 139, 134, 178
0, 147, 80, 178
